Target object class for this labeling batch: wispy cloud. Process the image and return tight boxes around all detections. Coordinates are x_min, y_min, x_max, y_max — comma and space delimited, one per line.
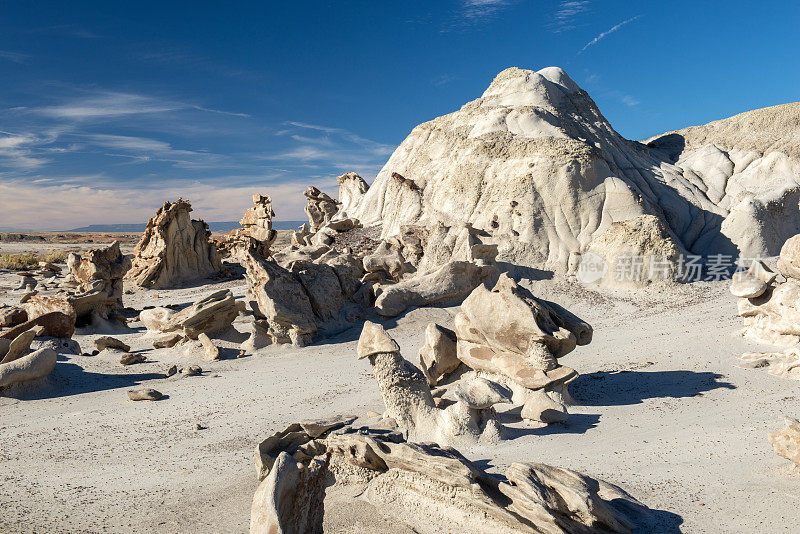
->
621, 95, 640, 107
579, 15, 642, 53
431, 74, 455, 87
550, 1, 592, 33
35, 92, 180, 119
461, 0, 510, 20
26, 25, 100, 39
0, 50, 31, 64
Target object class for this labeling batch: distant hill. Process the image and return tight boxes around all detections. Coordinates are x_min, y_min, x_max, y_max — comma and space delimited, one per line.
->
69, 221, 307, 233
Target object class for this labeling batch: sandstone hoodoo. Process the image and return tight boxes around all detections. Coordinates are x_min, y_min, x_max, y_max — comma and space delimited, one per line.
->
347, 67, 800, 276
219, 194, 278, 258
127, 199, 222, 289
64, 240, 131, 324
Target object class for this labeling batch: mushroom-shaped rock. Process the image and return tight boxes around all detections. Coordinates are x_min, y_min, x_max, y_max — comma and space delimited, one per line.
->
453, 377, 512, 409
730, 260, 777, 298
730, 270, 767, 298
768, 417, 800, 466
357, 321, 400, 359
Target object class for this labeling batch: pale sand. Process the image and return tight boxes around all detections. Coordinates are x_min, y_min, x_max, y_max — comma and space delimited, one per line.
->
1, 270, 799, 533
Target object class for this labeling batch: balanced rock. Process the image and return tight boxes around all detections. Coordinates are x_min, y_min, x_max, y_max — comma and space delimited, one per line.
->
127, 199, 222, 289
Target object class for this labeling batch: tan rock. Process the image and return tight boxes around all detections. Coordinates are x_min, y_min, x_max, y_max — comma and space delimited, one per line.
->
336, 171, 369, 216
120, 353, 147, 365
0, 329, 36, 364
140, 289, 238, 339
777, 234, 800, 280
153, 332, 184, 349
304, 186, 340, 232
127, 388, 162, 401
65, 241, 131, 321
417, 322, 459, 386
94, 336, 131, 352
768, 417, 800, 466
250, 452, 328, 534
0, 348, 57, 388
2, 309, 76, 340
197, 333, 220, 361
520, 389, 569, 423
374, 260, 496, 317
356, 321, 400, 360
0, 307, 27, 328
127, 199, 222, 289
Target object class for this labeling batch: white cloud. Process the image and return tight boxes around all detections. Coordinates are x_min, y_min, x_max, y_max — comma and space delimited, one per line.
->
0, 131, 50, 168
35, 92, 180, 119
621, 95, 640, 107
551, 1, 592, 33
579, 15, 642, 53
461, 0, 510, 20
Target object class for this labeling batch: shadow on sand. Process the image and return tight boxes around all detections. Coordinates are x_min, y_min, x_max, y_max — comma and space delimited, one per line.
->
571, 370, 735, 407
2, 355, 165, 401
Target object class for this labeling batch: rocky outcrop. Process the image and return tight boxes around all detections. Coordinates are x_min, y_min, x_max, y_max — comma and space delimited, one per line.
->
127, 199, 222, 288
236, 236, 365, 347
418, 323, 460, 386
454, 274, 592, 423
347, 67, 800, 275
65, 240, 131, 322
251, 421, 647, 533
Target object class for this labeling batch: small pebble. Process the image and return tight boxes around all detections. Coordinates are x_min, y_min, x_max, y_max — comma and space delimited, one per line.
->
165, 365, 178, 377
194, 423, 206, 430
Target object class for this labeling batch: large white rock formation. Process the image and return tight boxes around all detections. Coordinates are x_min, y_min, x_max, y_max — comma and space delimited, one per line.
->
347, 67, 800, 273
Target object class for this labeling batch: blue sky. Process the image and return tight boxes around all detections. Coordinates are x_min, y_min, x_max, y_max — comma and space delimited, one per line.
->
1, 0, 798, 229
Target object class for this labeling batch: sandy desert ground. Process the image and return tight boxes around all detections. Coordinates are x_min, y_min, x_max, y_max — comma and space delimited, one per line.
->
2, 237, 799, 533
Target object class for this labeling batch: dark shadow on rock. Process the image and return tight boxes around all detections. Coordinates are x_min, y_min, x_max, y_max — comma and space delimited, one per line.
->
2, 360, 165, 400
572, 370, 735, 407
500, 262, 554, 282
645, 132, 686, 162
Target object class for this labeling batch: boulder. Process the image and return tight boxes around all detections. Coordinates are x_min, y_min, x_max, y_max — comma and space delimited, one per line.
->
94, 336, 131, 352
139, 290, 239, 340
198, 333, 220, 361
0, 348, 57, 388
127, 388, 162, 401
374, 260, 496, 317
1, 310, 76, 340
127, 199, 222, 289
768, 417, 800, 466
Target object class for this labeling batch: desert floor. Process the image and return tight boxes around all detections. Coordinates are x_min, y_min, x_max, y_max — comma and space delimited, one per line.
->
2, 242, 800, 533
